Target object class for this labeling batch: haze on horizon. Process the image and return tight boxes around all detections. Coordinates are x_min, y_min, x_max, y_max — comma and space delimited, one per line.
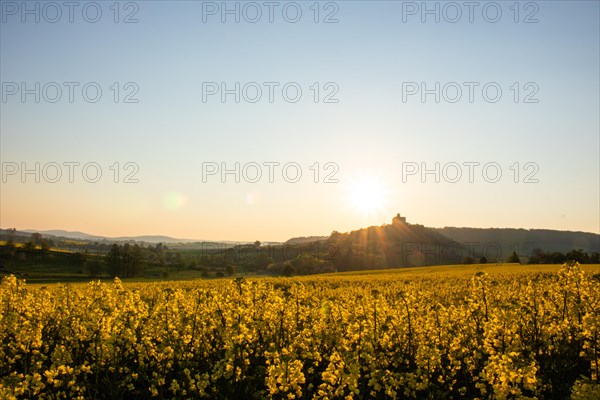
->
1, 1, 599, 242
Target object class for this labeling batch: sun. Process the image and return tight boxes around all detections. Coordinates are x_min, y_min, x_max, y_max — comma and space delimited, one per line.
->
347, 176, 388, 216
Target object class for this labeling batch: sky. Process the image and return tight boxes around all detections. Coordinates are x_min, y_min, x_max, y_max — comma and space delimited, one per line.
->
1, 0, 599, 242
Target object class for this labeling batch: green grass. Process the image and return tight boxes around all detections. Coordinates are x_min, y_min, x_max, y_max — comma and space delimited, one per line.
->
14, 263, 600, 287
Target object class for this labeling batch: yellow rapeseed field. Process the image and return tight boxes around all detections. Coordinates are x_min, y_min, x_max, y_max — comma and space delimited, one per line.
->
1, 263, 599, 399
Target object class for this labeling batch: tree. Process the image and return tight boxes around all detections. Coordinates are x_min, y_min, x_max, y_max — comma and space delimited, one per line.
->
225, 265, 235, 276
129, 244, 143, 277
479, 256, 488, 264
292, 254, 325, 275
169, 251, 184, 270
114, 243, 144, 278
551, 252, 566, 264
282, 261, 295, 277
528, 247, 545, 264
121, 243, 132, 277
6, 229, 16, 249
255, 253, 273, 270
86, 259, 103, 278
507, 251, 521, 264
106, 244, 122, 277
565, 249, 588, 263
29, 233, 42, 247
40, 241, 50, 252
330, 231, 342, 240
72, 252, 86, 268
266, 262, 280, 275
154, 243, 166, 268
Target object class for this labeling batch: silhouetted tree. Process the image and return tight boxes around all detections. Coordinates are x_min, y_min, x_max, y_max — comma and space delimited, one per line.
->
507, 251, 521, 264
551, 252, 566, 264
129, 244, 143, 277
565, 249, 588, 263
86, 259, 103, 278
106, 244, 121, 277
121, 244, 132, 277
528, 247, 544, 264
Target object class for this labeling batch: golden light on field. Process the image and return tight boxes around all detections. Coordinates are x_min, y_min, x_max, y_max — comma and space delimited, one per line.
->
347, 175, 388, 216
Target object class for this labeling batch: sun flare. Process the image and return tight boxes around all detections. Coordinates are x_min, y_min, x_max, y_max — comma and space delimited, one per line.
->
347, 176, 388, 215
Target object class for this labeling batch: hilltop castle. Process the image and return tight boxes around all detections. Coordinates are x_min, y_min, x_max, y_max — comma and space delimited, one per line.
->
392, 213, 407, 224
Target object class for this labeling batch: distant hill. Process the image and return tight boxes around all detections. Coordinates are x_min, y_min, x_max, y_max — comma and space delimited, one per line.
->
19, 230, 196, 244
433, 227, 600, 255
327, 217, 467, 270
22, 230, 103, 241
325, 216, 600, 270
4, 229, 247, 246
285, 236, 329, 245
6, 219, 599, 269
111, 235, 194, 244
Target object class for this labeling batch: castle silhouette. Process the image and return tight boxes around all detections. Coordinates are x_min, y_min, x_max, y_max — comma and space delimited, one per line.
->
392, 213, 407, 224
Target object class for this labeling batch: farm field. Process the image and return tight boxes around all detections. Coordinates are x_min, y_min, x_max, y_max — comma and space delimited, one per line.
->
3, 1, 599, 399
1, 263, 600, 399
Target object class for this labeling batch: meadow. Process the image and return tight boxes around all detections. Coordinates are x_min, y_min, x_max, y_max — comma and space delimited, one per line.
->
1, 263, 599, 399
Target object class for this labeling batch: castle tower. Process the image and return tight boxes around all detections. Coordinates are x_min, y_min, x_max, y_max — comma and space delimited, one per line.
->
393, 213, 406, 224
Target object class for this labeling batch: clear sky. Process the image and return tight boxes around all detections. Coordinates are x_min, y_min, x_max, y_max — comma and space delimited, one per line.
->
1, 0, 599, 242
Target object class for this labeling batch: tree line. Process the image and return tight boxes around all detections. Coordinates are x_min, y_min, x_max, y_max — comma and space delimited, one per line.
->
527, 247, 599, 264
